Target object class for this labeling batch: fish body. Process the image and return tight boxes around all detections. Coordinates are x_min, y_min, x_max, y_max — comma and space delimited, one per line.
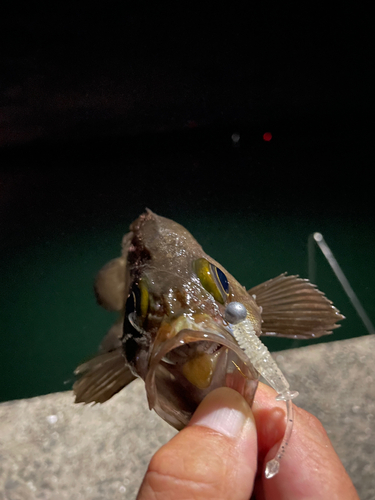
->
74, 210, 343, 429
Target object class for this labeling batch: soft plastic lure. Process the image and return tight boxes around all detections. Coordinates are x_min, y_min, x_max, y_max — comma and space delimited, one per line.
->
225, 301, 298, 478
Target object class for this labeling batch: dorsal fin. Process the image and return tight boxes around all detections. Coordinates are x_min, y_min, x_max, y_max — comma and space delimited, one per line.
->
73, 348, 136, 404
248, 273, 344, 339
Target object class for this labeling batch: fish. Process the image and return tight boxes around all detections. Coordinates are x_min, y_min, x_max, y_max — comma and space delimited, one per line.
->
73, 209, 344, 431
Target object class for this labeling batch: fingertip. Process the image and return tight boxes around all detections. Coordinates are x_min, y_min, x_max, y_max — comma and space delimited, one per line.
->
189, 387, 256, 439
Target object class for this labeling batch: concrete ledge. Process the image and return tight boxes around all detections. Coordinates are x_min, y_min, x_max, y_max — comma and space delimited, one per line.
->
1, 336, 374, 499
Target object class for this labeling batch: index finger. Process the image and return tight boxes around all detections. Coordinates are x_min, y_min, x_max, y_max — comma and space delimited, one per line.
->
252, 382, 359, 500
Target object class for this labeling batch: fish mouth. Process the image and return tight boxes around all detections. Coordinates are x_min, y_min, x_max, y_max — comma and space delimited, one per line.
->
144, 314, 259, 430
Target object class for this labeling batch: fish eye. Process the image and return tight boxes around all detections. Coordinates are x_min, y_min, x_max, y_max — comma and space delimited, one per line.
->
193, 258, 229, 304
126, 279, 149, 319
139, 279, 149, 318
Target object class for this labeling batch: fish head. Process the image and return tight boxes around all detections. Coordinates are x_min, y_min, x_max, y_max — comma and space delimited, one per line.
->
123, 210, 261, 429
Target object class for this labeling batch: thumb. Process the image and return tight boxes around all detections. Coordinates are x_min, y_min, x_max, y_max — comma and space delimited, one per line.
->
137, 387, 258, 500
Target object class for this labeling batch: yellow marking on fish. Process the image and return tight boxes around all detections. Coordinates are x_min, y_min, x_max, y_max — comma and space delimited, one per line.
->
182, 351, 220, 389
155, 320, 174, 343
139, 278, 149, 318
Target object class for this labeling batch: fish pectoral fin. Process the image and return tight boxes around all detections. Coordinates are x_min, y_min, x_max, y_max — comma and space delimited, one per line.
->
73, 348, 136, 404
98, 318, 124, 352
94, 231, 133, 312
248, 273, 345, 339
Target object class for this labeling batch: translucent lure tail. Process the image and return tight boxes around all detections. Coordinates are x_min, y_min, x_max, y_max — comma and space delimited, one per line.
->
225, 302, 298, 478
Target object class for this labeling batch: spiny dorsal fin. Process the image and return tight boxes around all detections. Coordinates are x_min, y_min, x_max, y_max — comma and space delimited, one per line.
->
73, 348, 136, 404
248, 273, 344, 339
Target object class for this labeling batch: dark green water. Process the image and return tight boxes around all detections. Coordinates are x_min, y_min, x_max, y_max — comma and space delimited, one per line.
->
1, 127, 374, 402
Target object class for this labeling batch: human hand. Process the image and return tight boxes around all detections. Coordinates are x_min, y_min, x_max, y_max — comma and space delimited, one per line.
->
137, 382, 359, 500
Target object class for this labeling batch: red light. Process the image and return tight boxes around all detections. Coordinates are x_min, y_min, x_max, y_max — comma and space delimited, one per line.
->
263, 132, 272, 141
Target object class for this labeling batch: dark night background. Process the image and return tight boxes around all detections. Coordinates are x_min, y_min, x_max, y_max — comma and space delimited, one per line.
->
0, 3, 374, 402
